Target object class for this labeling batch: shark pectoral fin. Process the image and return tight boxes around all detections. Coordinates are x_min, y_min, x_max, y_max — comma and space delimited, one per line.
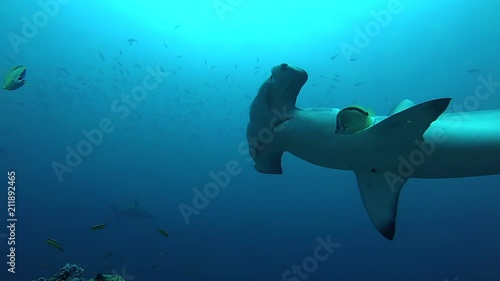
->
355, 98, 451, 240
355, 170, 407, 240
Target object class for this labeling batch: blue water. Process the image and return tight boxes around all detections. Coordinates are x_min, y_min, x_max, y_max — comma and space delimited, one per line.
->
1, 0, 500, 280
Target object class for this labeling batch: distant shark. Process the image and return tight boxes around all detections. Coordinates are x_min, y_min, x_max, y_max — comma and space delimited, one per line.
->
246, 63, 500, 240
109, 198, 155, 220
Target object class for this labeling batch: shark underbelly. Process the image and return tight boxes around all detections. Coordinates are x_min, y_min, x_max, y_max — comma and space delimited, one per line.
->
274, 109, 370, 171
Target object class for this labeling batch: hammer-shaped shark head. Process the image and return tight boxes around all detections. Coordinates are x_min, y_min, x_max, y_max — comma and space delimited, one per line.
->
246, 63, 308, 174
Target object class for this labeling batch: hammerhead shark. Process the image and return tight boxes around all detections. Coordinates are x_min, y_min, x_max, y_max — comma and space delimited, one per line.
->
109, 198, 154, 220
246, 63, 500, 240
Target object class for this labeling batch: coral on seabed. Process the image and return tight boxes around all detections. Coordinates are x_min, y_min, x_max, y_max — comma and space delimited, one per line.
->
51, 263, 84, 281
32, 264, 125, 281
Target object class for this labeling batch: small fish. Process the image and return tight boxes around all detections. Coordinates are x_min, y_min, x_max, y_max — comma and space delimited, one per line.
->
3, 66, 27, 90
177, 55, 183, 58
234, 64, 238, 68
46, 238, 64, 252
256, 57, 260, 62
57, 66, 69, 75
151, 264, 158, 269
157, 228, 170, 237
467, 69, 480, 73
330, 55, 338, 60
99, 51, 105, 62
210, 66, 216, 70
254, 66, 261, 69
174, 25, 182, 28
90, 224, 107, 231
163, 43, 168, 48
350, 58, 357, 62
42, 263, 52, 268
104, 252, 114, 259
160, 66, 165, 72
353, 82, 363, 86
127, 38, 138, 45
319, 75, 326, 79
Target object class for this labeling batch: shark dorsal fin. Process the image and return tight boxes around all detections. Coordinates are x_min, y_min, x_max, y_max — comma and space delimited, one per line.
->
371, 98, 450, 142
388, 99, 415, 116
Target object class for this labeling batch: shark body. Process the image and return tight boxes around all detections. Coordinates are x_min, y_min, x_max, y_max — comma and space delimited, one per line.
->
109, 198, 154, 220
246, 63, 500, 240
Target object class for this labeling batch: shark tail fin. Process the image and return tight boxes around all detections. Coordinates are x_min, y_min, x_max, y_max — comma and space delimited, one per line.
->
109, 204, 120, 219
355, 98, 451, 240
